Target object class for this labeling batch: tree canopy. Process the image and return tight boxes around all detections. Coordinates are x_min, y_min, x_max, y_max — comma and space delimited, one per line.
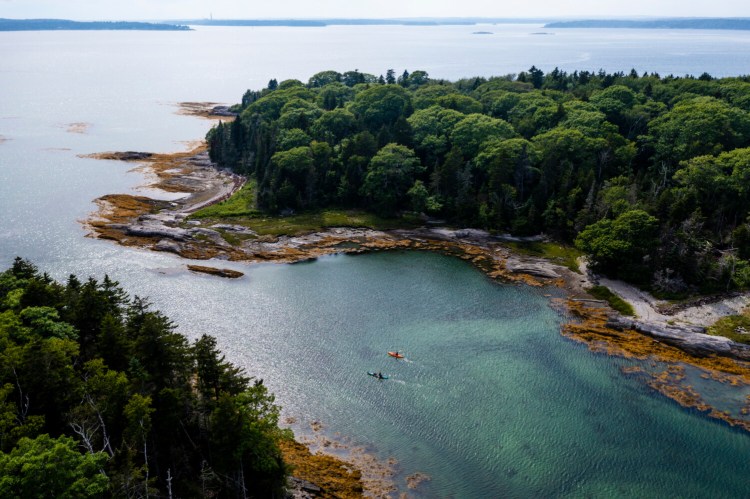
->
208, 67, 750, 291
0, 258, 289, 497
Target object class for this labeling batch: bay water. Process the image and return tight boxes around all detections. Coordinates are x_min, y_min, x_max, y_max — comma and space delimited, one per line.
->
2, 24, 750, 497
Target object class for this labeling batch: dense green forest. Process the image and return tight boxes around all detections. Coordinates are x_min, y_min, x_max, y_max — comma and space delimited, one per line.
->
207, 67, 750, 293
0, 258, 288, 497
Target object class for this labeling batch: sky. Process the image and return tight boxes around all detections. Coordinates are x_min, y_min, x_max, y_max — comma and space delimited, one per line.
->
1, 0, 750, 21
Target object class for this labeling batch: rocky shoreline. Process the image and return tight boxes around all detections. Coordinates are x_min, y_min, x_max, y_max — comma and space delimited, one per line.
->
88, 177, 750, 364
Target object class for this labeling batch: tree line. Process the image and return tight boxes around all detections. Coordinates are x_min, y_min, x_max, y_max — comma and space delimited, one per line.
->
0, 258, 288, 497
207, 67, 750, 293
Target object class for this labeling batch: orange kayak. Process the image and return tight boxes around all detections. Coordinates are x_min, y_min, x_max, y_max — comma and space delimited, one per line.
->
388, 351, 404, 359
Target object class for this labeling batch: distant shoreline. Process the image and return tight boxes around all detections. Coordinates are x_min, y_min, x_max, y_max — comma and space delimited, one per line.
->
545, 18, 750, 31
5, 17, 750, 32
0, 18, 190, 31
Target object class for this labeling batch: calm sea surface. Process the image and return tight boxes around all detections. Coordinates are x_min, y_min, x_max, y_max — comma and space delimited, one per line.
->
3, 24, 750, 497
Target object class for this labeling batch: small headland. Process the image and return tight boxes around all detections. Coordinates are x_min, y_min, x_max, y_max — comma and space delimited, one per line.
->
83, 145, 246, 252
83, 145, 567, 287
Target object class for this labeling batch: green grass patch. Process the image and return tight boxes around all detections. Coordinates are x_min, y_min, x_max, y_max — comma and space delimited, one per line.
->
506, 241, 583, 273
237, 210, 421, 237
707, 311, 750, 344
189, 178, 422, 236
191, 180, 259, 219
586, 285, 636, 316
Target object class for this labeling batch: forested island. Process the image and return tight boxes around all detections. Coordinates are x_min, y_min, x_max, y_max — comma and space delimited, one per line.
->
206, 67, 750, 296
545, 18, 750, 30
0, 19, 190, 31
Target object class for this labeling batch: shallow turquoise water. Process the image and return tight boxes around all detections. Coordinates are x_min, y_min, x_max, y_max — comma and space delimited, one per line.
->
196, 251, 750, 497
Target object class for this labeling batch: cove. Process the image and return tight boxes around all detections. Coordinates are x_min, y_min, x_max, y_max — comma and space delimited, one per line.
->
165, 250, 750, 496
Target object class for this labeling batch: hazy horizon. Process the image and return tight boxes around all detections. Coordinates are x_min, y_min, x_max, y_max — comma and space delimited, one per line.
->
1, 0, 749, 22
5, 15, 750, 22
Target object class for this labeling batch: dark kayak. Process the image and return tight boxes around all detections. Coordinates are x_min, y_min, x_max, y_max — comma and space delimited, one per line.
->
367, 371, 389, 380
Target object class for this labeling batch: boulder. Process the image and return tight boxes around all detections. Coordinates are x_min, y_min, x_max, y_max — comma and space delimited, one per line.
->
153, 239, 182, 253
210, 105, 238, 117
285, 477, 321, 498
127, 224, 189, 241
505, 261, 560, 279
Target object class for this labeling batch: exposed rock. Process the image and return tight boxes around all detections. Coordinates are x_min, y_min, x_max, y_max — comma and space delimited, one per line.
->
127, 225, 189, 240
730, 342, 750, 361
139, 213, 179, 224
211, 223, 258, 235
492, 233, 547, 243
107, 151, 154, 161
606, 316, 748, 358
187, 265, 244, 278
187, 227, 228, 245
426, 227, 546, 244
285, 477, 322, 498
453, 228, 491, 240
211, 105, 238, 117
505, 261, 560, 279
187, 227, 220, 237
153, 240, 182, 253
660, 292, 750, 317
177, 102, 237, 120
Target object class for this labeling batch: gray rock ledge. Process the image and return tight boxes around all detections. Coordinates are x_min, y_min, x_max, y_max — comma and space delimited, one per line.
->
607, 316, 750, 360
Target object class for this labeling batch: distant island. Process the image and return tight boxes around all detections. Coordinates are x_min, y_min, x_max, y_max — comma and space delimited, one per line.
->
545, 18, 750, 30
173, 18, 478, 27
0, 18, 191, 31
166, 17, 559, 27
7, 17, 750, 31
